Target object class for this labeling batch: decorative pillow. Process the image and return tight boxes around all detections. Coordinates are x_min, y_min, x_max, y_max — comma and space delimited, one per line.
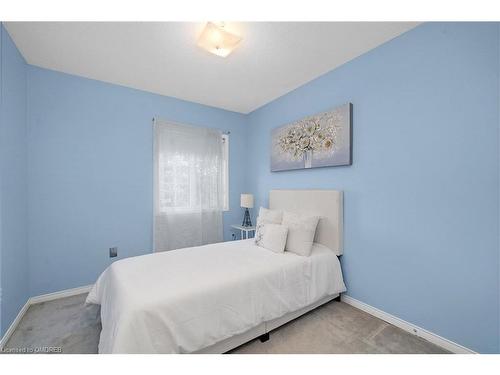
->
256, 224, 288, 253
255, 207, 283, 246
282, 211, 319, 256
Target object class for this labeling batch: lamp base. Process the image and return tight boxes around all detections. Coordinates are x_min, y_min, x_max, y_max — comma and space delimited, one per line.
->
242, 208, 252, 227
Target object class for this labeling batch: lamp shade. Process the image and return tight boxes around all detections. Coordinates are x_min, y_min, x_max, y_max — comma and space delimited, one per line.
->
240, 194, 254, 208
197, 22, 242, 58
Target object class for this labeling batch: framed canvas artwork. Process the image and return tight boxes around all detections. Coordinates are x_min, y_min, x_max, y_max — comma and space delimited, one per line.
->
271, 103, 352, 172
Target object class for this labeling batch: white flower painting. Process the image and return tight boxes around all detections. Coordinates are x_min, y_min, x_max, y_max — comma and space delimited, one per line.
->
271, 103, 352, 171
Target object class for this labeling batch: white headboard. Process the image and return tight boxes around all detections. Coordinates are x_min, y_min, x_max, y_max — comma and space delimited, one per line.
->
269, 189, 343, 255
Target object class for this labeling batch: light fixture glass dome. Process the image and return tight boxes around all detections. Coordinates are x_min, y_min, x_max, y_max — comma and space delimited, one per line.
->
197, 22, 242, 57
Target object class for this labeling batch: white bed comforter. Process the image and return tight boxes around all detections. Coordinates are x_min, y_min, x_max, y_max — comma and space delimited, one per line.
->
86, 239, 346, 353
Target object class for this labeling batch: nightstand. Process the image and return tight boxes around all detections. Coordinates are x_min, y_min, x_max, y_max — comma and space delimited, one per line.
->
231, 224, 256, 240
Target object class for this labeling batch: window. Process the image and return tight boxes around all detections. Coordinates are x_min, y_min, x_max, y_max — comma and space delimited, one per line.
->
222, 134, 229, 211
156, 128, 229, 214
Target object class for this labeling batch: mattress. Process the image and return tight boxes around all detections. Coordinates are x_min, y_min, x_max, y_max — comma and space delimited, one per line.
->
86, 239, 346, 353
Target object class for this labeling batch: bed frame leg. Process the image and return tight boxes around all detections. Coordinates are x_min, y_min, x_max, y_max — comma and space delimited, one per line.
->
334, 294, 341, 302
259, 333, 270, 343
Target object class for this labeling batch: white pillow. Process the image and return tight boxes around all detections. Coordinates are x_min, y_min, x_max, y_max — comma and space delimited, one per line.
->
282, 211, 319, 256
256, 224, 288, 253
255, 207, 283, 246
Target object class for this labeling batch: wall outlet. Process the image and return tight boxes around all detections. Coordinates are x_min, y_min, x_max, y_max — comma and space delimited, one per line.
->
109, 247, 118, 258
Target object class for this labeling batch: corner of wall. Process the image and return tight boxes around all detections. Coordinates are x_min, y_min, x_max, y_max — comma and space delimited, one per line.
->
0, 21, 30, 338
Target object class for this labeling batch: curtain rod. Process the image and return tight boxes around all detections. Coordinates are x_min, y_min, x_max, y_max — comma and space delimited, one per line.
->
152, 117, 230, 135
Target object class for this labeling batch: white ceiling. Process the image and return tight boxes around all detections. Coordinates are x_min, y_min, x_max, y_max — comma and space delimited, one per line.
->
4, 22, 419, 113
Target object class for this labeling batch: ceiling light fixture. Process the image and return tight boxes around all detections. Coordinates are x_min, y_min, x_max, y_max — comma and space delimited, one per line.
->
197, 22, 242, 58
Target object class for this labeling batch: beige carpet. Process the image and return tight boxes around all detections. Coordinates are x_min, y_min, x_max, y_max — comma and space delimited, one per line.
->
4, 293, 448, 354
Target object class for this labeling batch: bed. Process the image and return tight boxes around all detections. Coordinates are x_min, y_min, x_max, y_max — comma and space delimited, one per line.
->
86, 189, 346, 354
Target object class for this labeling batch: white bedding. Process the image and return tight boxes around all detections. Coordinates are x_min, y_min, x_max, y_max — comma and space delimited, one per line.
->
86, 239, 346, 353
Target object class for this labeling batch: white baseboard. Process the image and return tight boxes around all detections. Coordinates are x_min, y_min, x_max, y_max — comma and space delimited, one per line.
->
0, 284, 93, 350
29, 284, 93, 305
341, 295, 476, 354
0, 299, 30, 350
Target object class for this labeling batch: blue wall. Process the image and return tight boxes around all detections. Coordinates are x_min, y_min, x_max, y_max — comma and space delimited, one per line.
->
0, 25, 29, 336
246, 22, 500, 353
26, 66, 248, 296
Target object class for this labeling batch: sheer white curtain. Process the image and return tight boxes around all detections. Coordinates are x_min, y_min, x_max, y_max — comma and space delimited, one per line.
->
154, 119, 224, 251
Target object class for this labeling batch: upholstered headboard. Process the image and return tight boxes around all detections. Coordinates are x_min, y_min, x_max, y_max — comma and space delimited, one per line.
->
269, 189, 343, 255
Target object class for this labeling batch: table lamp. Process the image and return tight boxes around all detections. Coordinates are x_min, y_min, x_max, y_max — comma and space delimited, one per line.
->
240, 193, 254, 227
